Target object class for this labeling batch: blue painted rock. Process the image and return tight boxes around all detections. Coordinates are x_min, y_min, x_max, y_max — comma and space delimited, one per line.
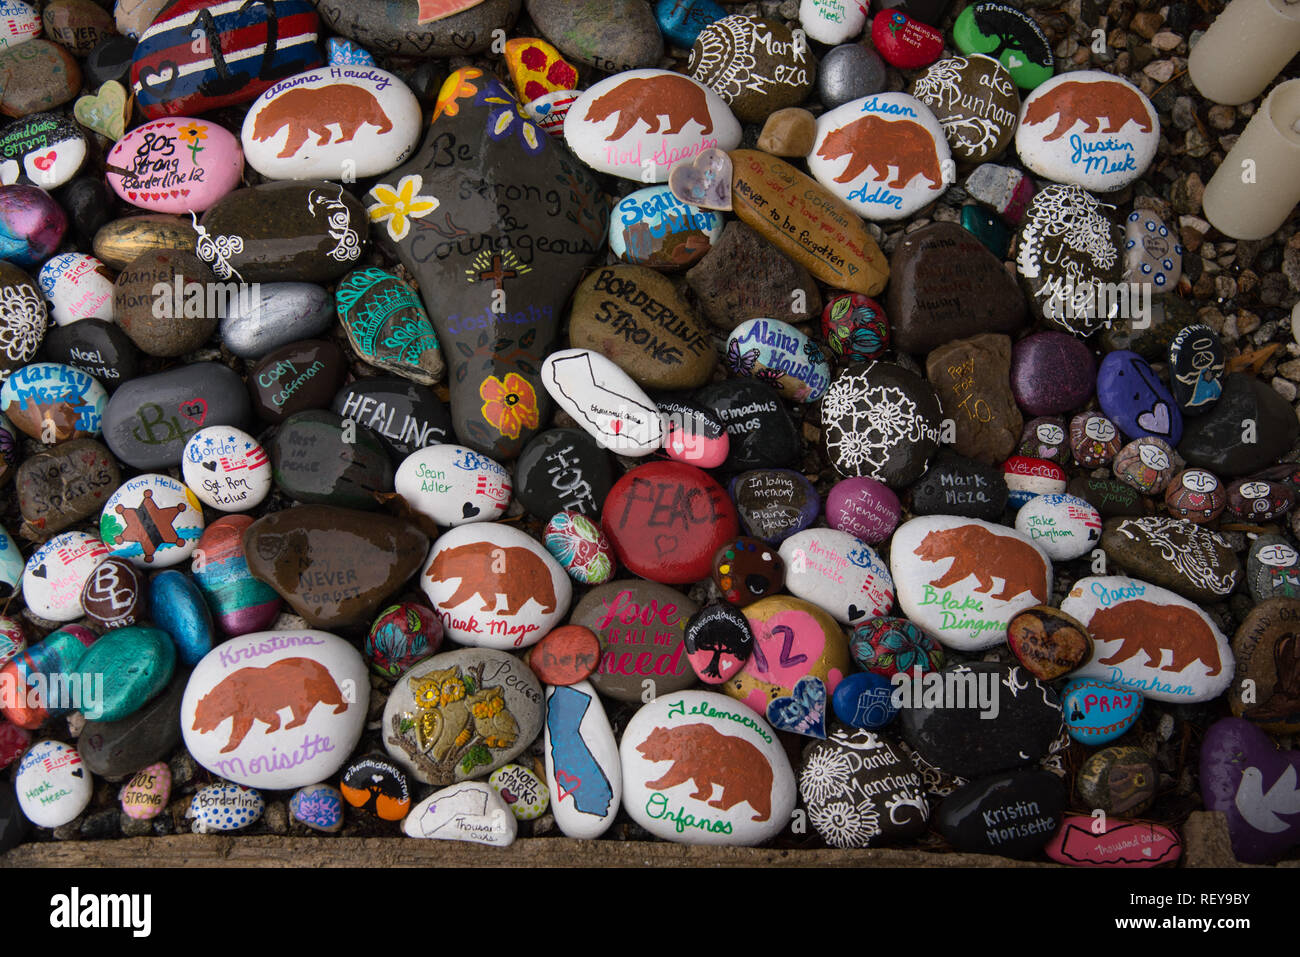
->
335, 268, 443, 385
100, 473, 204, 568
1061, 677, 1143, 745
1201, 717, 1300, 863
936, 769, 1065, 858
544, 679, 621, 839
656, 0, 726, 48
326, 37, 373, 67
75, 625, 176, 722
771, 672, 828, 736
849, 616, 945, 678
187, 783, 264, 833
725, 317, 830, 403
364, 601, 443, 680
149, 570, 216, 666
192, 515, 282, 638
21, 531, 109, 621
290, 782, 344, 832
831, 671, 898, 728
0, 624, 97, 727
219, 282, 335, 358
684, 600, 752, 684
0, 362, 106, 444
609, 184, 722, 270
730, 468, 819, 544
1097, 350, 1182, 446
332, 376, 452, 463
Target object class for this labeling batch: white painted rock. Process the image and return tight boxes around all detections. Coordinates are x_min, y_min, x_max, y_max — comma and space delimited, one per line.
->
396, 444, 511, 527
1015, 71, 1158, 192
808, 93, 950, 220
778, 527, 894, 625
180, 629, 369, 790
37, 253, 114, 326
403, 780, 517, 846
0, 0, 40, 49
541, 348, 663, 457
608, 184, 724, 269
181, 426, 272, 512
544, 679, 622, 839
1124, 209, 1182, 289
564, 68, 741, 182
15, 740, 91, 828
1060, 575, 1233, 703
800, 0, 869, 45
621, 688, 795, 846
187, 783, 264, 833
890, 515, 1052, 651
1013, 492, 1102, 561
106, 117, 244, 214
23, 530, 111, 621
488, 762, 549, 820
242, 66, 421, 181
100, 473, 204, 568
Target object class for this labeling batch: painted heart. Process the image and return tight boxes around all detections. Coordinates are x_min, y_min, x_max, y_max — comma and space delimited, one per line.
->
1136, 402, 1170, 435
668, 147, 733, 212
461, 502, 479, 518
31, 151, 56, 171
70, 767, 83, 778
554, 769, 581, 802
499, 787, 517, 804
29, 563, 46, 578
766, 675, 827, 739
179, 398, 207, 426
202, 460, 217, 472
654, 534, 679, 555
1007, 53, 1025, 69
137, 61, 178, 95
847, 604, 866, 621
73, 80, 129, 142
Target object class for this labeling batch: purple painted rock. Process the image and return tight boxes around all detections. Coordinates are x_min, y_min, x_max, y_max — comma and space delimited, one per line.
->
191, 515, 282, 637
1201, 717, 1300, 864
1009, 331, 1096, 416
824, 476, 900, 545
1097, 350, 1182, 446
0, 184, 66, 266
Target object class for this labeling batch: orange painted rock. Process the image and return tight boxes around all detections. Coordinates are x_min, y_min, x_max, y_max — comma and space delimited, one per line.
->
525, 624, 601, 686
504, 37, 579, 104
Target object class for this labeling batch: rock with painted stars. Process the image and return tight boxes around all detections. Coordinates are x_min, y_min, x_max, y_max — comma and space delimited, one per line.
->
725, 318, 830, 403
118, 761, 170, 821
1013, 493, 1101, 561
1112, 436, 1181, 495
489, 762, 549, 821
396, 444, 511, 528
544, 511, 616, 586
187, 783, 264, 834
711, 535, 784, 608
364, 602, 443, 682
36, 252, 113, 326
779, 527, 894, 626
341, 753, 412, 821
403, 780, 516, 846
1002, 456, 1068, 509
544, 679, 621, 839
23, 531, 111, 621
684, 601, 753, 685
1061, 677, 1143, 745
181, 426, 271, 513
15, 740, 91, 828
79, 558, 147, 631
543, 348, 664, 457
289, 782, 344, 833
1, 361, 105, 444
191, 515, 283, 638
1006, 605, 1093, 682
100, 473, 203, 568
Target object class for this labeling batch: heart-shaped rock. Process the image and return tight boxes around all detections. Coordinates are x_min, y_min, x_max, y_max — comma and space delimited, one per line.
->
1005, 605, 1093, 681
668, 148, 733, 212
767, 674, 827, 738
1201, 717, 1300, 863
73, 81, 129, 142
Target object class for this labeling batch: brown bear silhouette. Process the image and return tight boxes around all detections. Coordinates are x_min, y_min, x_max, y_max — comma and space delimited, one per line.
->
636, 723, 772, 821
1089, 600, 1222, 676
914, 525, 1048, 602
251, 85, 393, 158
426, 542, 557, 616
1022, 80, 1153, 142
192, 657, 349, 753
584, 75, 714, 142
815, 114, 942, 189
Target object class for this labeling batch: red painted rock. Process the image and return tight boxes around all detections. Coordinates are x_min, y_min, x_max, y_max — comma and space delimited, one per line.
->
0, 719, 30, 770
1164, 468, 1226, 523
1046, 815, 1181, 867
525, 624, 600, 687
601, 461, 739, 584
871, 10, 943, 69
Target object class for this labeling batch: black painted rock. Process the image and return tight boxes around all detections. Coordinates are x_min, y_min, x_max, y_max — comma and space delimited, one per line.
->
248, 339, 348, 423
113, 248, 218, 357
694, 378, 799, 471
40, 318, 139, 390
1246, 535, 1300, 603
83, 35, 137, 88
909, 55, 1019, 163
60, 175, 115, 244
1226, 476, 1293, 522
1178, 373, 1300, 477
0, 782, 27, 852
1066, 475, 1146, 518
908, 450, 1008, 520
821, 362, 941, 485
331, 376, 452, 463
0, 261, 47, 379
1100, 515, 1239, 603
526, 0, 663, 72
15, 438, 120, 540
0, 112, 87, 188
730, 468, 818, 543
687, 16, 814, 124
367, 67, 605, 460
1077, 746, 1158, 815
1230, 597, 1300, 731
683, 600, 753, 685
317, 0, 520, 57
78, 672, 187, 780
1168, 322, 1224, 417
513, 427, 613, 518
266, 410, 394, 511
936, 769, 1065, 859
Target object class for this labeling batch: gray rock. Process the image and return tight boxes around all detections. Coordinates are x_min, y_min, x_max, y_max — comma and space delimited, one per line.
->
818, 43, 886, 109
526, 0, 663, 72
316, 0, 520, 57
78, 672, 187, 780
219, 282, 335, 359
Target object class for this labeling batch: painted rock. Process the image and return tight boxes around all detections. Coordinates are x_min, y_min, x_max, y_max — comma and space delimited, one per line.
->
543, 511, 616, 585
335, 268, 443, 386
319, 0, 517, 58
952, 1, 1053, 89
1112, 436, 1181, 494
926, 332, 1022, 464
684, 601, 752, 685
106, 117, 242, 214
569, 580, 697, 703
402, 780, 516, 845
0, 617, 23, 667
799, 728, 929, 847
0, 264, 48, 380
1061, 677, 1143, 745
187, 783, 263, 833
849, 616, 944, 678
821, 362, 941, 485
0, 1, 39, 50
149, 571, 216, 666
22, 531, 109, 621
711, 535, 784, 607
656, 0, 726, 48
1100, 516, 1239, 603
15, 740, 91, 828
1077, 745, 1157, 815
1247, 536, 1300, 603
76, 625, 175, 722
1164, 468, 1227, 523
1010, 331, 1097, 418
365, 602, 443, 681
821, 293, 889, 363
76, 673, 184, 779
831, 672, 899, 729
687, 16, 813, 124
15, 438, 120, 540
539, 347, 663, 452
111, 248, 222, 357
36, 253, 113, 327
247, 338, 349, 424
725, 318, 829, 403
1061, 575, 1233, 703
524, 624, 600, 687
504, 37, 577, 103
74, 76, 131, 138
0, 719, 26, 770
266, 410, 393, 510
1046, 816, 1181, 867
1013, 493, 1101, 561
1002, 455, 1067, 509
0, 113, 86, 189
130, 0, 323, 119
382, 646, 543, 786
936, 769, 1065, 858
798, 0, 867, 45
729, 150, 889, 296
522, 89, 578, 138
289, 782, 344, 832
331, 376, 451, 467
544, 679, 621, 838
0, 625, 96, 727
0, 414, 19, 484
1018, 417, 1070, 463
512, 428, 612, 518
1006, 605, 1093, 682
1201, 717, 1300, 863
1069, 412, 1123, 468
489, 762, 549, 821
41, 0, 112, 56
326, 38, 374, 67
0, 527, 18, 597
601, 460, 738, 585
910, 55, 1019, 163
181, 426, 272, 513
527, 0, 663, 71
101, 362, 250, 470
730, 469, 819, 544
779, 528, 894, 626
824, 477, 900, 546
1097, 350, 1183, 446
871, 9, 942, 69
219, 281, 335, 359
92, 212, 196, 269
1230, 599, 1300, 732
100, 473, 203, 568
909, 451, 1008, 521
242, 66, 420, 181
694, 377, 799, 471
0, 185, 66, 269
808, 93, 950, 221
181, 629, 368, 790
1124, 209, 1182, 290
1167, 323, 1223, 416
656, 395, 729, 469
118, 761, 170, 820
621, 689, 795, 846
243, 505, 428, 629
0, 41, 81, 119
341, 753, 411, 820
609, 184, 722, 270
1179, 373, 1300, 478
192, 516, 283, 637
396, 444, 511, 527
421, 522, 570, 650
891, 515, 1052, 652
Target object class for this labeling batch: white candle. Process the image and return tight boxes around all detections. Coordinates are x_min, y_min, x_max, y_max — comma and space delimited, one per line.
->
1189, 0, 1300, 105
1202, 79, 1300, 239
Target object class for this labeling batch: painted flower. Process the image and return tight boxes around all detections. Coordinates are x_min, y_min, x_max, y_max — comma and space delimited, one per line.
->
366, 175, 440, 242
433, 67, 483, 122
855, 621, 943, 677
177, 122, 207, 162
479, 373, 539, 440
479, 82, 544, 155
810, 798, 879, 849
799, 747, 853, 805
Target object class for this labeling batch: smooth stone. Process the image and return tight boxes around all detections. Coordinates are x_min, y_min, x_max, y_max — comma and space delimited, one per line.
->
106, 117, 242, 214
77, 672, 185, 779
910, 54, 1019, 163
1, 361, 107, 444
1247, 535, 1300, 603
601, 460, 739, 585
1111, 436, 1181, 494
0, 414, 19, 485
76, 625, 175, 722
335, 267, 443, 386
965, 162, 1036, 224
711, 534, 785, 607
961, 203, 1011, 257
609, 185, 722, 271
1046, 815, 1181, 867
74, 78, 129, 141
80, 557, 145, 632
1013, 493, 1102, 561
821, 362, 942, 485
887, 221, 1027, 355
0, 528, 18, 595
187, 784, 263, 833
0, 624, 97, 727
687, 15, 813, 124
1061, 677, 1143, 745
244, 505, 426, 629
248, 339, 348, 423
684, 601, 752, 685
1010, 331, 1097, 417
621, 689, 795, 846
403, 780, 517, 845
899, 662, 1062, 778
1165, 467, 1227, 523
0, 783, 27, 851
512, 428, 612, 518
822, 296, 888, 367
725, 318, 829, 404
1201, 717, 1300, 863
0, 260, 47, 377
1167, 323, 1224, 418
936, 769, 1065, 859
317, 0, 518, 58
0, 40, 81, 118
524, 623, 600, 687
1018, 416, 1070, 463
112, 249, 218, 357
1017, 72, 1158, 192
503, 37, 577, 104
908, 450, 1008, 520
779, 528, 894, 625
926, 333, 1022, 464
756, 106, 819, 156
799, 0, 868, 44
799, 728, 929, 848
731, 469, 819, 544
92, 213, 196, 270
36, 253, 112, 327
102, 362, 250, 470
543, 679, 620, 838
15, 740, 91, 828
891, 515, 1052, 652
149, 571, 215, 667
421, 521, 571, 650
22, 531, 109, 621
850, 616, 945, 678
808, 94, 950, 221
0, 112, 86, 189
831, 672, 899, 729
331, 376, 451, 466
118, 761, 170, 821
289, 782, 344, 832
871, 8, 943, 68
0, 719, 26, 771
1178, 373, 1300, 478
685, 219, 823, 330
655, 393, 729, 469
1007, 605, 1093, 681
266, 410, 393, 510
364, 602, 443, 681
83, 35, 136, 86
1003, 455, 1067, 508
181, 426, 272, 513
824, 477, 900, 545
1231, 598, 1300, 732
489, 762, 549, 821
953, 1, 1053, 89
1061, 575, 1233, 703
1100, 516, 1239, 602
818, 45, 886, 110
526, 0, 663, 72
1125, 209, 1182, 290
569, 580, 697, 702
396, 444, 511, 527
100, 472, 204, 568
656, 0, 725, 48
543, 511, 615, 585
192, 516, 282, 638
15, 438, 119, 540
382, 646, 542, 786
341, 753, 411, 820
1097, 350, 1183, 446
1078, 745, 1158, 815
218, 282, 335, 359
1069, 411, 1124, 467
568, 266, 714, 391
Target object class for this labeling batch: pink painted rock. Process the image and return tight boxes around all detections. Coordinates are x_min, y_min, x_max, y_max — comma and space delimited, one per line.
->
107, 117, 243, 214
825, 478, 901, 545
1045, 816, 1181, 867
119, 760, 171, 820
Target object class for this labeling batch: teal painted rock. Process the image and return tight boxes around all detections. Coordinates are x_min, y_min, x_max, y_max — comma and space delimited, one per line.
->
192, 515, 282, 638
149, 569, 216, 666
335, 268, 445, 386
76, 625, 176, 722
